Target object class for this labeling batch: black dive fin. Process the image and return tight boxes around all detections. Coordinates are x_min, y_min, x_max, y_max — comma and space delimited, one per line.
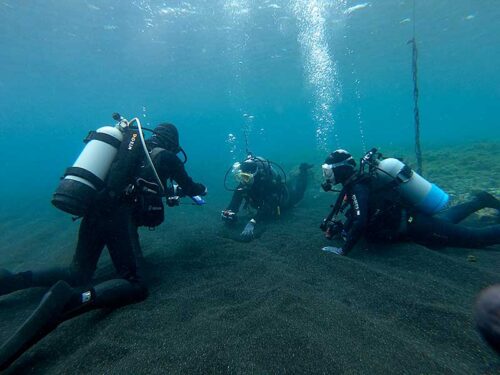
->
0, 280, 74, 371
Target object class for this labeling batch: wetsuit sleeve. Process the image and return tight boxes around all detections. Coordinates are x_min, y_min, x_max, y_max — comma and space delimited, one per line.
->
343, 183, 369, 254
227, 187, 245, 213
156, 151, 206, 196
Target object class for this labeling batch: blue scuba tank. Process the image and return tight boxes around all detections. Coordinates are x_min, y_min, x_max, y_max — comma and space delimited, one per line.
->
375, 158, 449, 215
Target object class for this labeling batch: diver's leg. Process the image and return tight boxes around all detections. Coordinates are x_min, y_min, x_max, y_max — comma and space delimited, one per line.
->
0, 277, 147, 370
0, 267, 77, 297
226, 189, 244, 213
0, 215, 105, 296
438, 191, 500, 224
64, 208, 148, 318
69, 213, 107, 285
106, 206, 143, 282
0, 280, 75, 370
285, 163, 312, 208
28, 212, 105, 287
61, 278, 147, 321
408, 214, 500, 248
66, 207, 147, 313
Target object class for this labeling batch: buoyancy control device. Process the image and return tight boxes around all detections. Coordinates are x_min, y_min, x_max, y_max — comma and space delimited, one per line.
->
362, 148, 449, 215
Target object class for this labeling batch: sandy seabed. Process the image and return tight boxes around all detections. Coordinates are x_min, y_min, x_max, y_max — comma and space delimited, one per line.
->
0, 142, 499, 374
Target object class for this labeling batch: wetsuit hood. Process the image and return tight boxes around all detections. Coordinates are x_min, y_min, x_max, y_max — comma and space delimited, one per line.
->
324, 149, 357, 185
150, 123, 180, 153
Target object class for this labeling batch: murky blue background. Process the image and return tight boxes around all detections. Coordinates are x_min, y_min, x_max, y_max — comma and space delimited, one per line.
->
1, 0, 498, 206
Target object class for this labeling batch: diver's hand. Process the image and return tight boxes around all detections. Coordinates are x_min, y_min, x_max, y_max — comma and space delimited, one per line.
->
321, 182, 333, 192
221, 210, 237, 223
240, 219, 256, 240
198, 185, 208, 196
192, 183, 207, 196
321, 246, 345, 256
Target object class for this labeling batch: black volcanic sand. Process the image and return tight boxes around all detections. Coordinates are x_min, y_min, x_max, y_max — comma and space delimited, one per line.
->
1, 143, 499, 374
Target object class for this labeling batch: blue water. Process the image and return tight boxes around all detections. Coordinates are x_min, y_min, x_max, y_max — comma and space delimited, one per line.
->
0, 0, 499, 205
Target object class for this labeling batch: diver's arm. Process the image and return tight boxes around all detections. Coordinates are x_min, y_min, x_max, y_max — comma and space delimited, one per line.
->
226, 188, 245, 213
159, 151, 206, 196
342, 184, 369, 254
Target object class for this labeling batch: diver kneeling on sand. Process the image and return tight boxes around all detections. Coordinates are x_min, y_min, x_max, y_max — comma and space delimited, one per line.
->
221, 153, 313, 241
0, 115, 206, 370
319, 148, 500, 256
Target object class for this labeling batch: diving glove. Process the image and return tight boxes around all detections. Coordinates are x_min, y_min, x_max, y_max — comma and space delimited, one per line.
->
240, 219, 256, 240
321, 182, 333, 192
321, 246, 345, 256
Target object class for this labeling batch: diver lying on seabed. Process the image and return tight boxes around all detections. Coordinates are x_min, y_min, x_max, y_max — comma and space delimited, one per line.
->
0, 116, 206, 370
221, 153, 313, 241
319, 148, 500, 256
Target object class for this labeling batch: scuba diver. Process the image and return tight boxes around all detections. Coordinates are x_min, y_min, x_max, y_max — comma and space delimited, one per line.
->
319, 148, 500, 256
221, 154, 313, 241
0, 115, 206, 370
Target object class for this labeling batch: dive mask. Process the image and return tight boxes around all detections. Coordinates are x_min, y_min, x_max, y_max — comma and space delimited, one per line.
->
322, 157, 354, 185
322, 164, 335, 184
232, 162, 256, 186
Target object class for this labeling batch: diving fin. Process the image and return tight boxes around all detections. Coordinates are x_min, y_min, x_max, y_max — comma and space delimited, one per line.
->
0, 280, 74, 371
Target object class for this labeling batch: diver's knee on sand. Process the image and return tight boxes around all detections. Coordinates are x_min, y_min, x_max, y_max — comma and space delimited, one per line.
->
0, 277, 147, 370
0, 280, 75, 370
439, 191, 500, 224
288, 163, 311, 206
61, 278, 147, 320
0, 267, 94, 297
93, 279, 148, 307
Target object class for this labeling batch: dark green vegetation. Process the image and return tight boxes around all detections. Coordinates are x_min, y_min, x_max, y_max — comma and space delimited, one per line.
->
0, 143, 499, 374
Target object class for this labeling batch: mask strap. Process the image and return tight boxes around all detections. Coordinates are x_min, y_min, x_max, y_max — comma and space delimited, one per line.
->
326, 157, 354, 169
179, 148, 188, 164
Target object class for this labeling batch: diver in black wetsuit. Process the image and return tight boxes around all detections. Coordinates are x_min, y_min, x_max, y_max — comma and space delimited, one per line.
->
0, 123, 206, 370
319, 149, 500, 256
221, 155, 312, 241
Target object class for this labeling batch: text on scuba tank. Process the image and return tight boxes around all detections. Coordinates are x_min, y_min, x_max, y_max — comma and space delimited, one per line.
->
352, 194, 361, 216
128, 133, 138, 150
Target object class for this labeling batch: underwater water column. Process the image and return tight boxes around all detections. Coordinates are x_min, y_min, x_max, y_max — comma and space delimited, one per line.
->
345, 46, 367, 153
222, 0, 255, 159
292, 0, 346, 151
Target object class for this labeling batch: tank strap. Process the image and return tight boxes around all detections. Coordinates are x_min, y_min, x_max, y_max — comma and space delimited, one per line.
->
84, 131, 121, 149
396, 165, 413, 183
64, 167, 105, 190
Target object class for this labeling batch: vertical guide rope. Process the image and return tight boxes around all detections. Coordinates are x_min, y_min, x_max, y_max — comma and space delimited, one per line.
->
410, 0, 423, 175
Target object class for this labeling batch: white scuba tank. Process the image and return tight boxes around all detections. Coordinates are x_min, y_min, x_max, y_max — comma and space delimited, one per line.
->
52, 125, 124, 216
375, 158, 449, 215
